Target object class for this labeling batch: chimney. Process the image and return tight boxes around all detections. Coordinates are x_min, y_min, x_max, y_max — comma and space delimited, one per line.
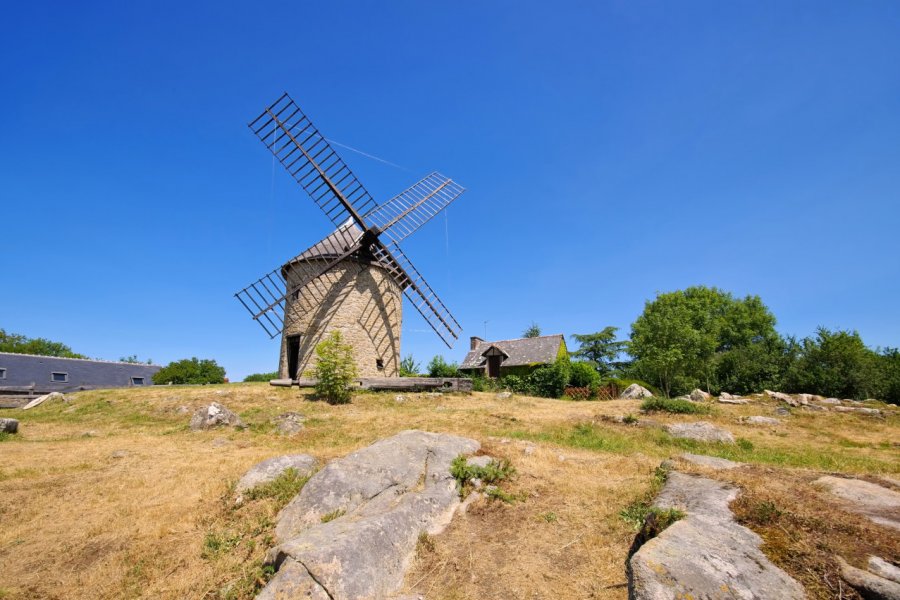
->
470, 336, 484, 350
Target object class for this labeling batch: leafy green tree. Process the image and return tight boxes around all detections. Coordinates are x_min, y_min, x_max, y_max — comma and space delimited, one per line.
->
243, 371, 278, 382
313, 332, 357, 404
152, 358, 226, 385
399, 355, 421, 377
427, 355, 459, 378
570, 327, 627, 378
523, 322, 541, 338
528, 357, 570, 398
629, 286, 781, 397
876, 348, 900, 405
0, 328, 87, 359
119, 355, 153, 364
782, 327, 880, 399
569, 361, 600, 389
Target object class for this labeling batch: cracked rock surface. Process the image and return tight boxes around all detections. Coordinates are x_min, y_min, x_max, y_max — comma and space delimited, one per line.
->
257, 430, 479, 600
629, 472, 804, 600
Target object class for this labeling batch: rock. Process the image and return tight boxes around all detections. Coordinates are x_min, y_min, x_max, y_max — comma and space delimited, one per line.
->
822, 397, 842, 404
496, 391, 512, 399
261, 430, 479, 600
837, 556, 900, 600
189, 402, 245, 431
868, 556, 900, 585
22, 392, 68, 410
523, 444, 536, 456
796, 393, 814, 404
680, 453, 742, 470
629, 472, 804, 600
742, 416, 782, 426
236, 454, 317, 503
718, 395, 749, 404
834, 406, 882, 415
775, 407, 791, 417
394, 394, 407, 403
273, 412, 304, 436
766, 390, 799, 406
175, 405, 191, 414
0, 418, 19, 434
620, 384, 653, 399
689, 389, 711, 402
81, 430, 98, 438
666, 421, 735, 444
804, 404, 828, 412
815, 476, 900, 531
466, 455, 493, 469
110, 450, 127, 459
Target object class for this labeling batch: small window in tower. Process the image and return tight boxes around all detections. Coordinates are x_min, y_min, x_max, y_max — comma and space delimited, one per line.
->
376, 358, 384, 371
51, 372, 68, 383
131, 377, 145, 385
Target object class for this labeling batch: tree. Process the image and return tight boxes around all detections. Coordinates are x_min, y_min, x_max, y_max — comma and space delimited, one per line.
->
523, 322, 541, 338
152, 358, 226, 385
629, 286, 782, 397
399, 355, 421, 377
570, 327, 627, 378
313, 332, 357, 404
782, 327, 880, 399
120, 355, 153, 364
427, 355, 459, 378
569, 360, 600, 389
877, 348, 900, 405
243, 371, 278, 382
528, 357, 571, 398
0, 328, 87, 359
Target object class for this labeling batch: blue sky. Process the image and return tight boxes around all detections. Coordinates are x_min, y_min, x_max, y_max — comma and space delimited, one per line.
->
2, 1, 898, 380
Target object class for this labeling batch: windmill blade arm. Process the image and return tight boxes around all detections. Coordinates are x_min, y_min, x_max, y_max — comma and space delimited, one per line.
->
363, 172, 465, 244
371, 241, 461, 348
248, 93, 378, 230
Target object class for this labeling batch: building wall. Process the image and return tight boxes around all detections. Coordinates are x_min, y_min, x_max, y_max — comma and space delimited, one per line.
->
0, 353, 162, 393
279, 258, 402, 378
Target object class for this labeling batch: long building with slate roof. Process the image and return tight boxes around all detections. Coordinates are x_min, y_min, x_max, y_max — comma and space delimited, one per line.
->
459, 334, 567, 378
0, 352, 162, 395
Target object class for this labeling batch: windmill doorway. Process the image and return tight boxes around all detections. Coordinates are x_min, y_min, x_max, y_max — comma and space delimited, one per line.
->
286, 335, 301, 379
487, 355, 502, 378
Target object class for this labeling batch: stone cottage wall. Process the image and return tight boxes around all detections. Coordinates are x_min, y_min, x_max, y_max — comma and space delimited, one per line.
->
279, 258, 402, 378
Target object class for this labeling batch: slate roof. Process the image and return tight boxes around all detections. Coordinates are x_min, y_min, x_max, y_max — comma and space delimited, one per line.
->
459, 334, 565, 370
283, 220, 366, 269
0, 352, 161, 393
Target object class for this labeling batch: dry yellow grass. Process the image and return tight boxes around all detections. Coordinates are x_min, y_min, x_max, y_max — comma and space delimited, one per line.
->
0, 385, 896, 599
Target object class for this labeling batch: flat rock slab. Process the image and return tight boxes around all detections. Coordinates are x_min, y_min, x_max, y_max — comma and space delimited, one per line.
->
838, 556, 900, 600
0, 418, 19, 433
815, 476, 900, 531
833, 406, 882, 415
680, 453, 742, 470
189, 402, 245, 431
235, 454, 318, 503
21, 392, 67, 410
666, 421, 735, 444
259, 430, 479, 600
742, 416, 782, 426
629, 472, 804, 600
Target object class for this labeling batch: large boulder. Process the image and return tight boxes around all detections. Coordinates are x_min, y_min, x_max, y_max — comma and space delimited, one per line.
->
666, 421, 735, 444
629, 472, 804, 599
189, 402, 245, 431
621, 384, 653, 399
259, 430, 480, 600
689, 389, 710, 402
235, 454, 318, 503
814, 476, 900, 531
0, 418, 19, 434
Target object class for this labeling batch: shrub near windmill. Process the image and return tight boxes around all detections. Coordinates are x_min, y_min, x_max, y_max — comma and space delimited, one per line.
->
235, 93, 465, 380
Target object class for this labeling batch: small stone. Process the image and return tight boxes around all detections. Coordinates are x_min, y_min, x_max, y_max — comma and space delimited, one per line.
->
273, 412, 305, 436
620, 384, 653, 399
775, 407, 791, 417
394, 395, 407, 403
81, 430, 98, 438
189, 402, 245, 431
0, 418, 19, 434
666, 421, 735, 444
110, 450, 127, 459
496, 391, 512, 400
742, 416, 781, 426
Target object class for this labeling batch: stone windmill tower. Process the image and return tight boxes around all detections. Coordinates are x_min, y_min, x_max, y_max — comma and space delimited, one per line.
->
235, 93, 465, 379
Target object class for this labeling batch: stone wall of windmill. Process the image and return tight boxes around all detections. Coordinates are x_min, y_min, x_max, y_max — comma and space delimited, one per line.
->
279, 257, 402, 378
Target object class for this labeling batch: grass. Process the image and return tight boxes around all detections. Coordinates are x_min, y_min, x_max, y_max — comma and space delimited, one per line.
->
242, 468, 311, 505
640, 396, 710, 414
320, 508, 346, 523
0, 384, 896, 600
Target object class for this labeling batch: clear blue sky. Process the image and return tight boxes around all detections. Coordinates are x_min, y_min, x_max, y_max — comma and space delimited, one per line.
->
2, 1, 899, 380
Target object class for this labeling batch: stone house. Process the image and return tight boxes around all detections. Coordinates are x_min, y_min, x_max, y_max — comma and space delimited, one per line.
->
458, 334, 568, 378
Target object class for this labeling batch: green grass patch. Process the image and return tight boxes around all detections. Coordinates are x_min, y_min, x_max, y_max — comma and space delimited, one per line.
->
640, 397, 710, 414
450, 455, 516, 486
242, 468, 312, 507
320, 508, 346, 523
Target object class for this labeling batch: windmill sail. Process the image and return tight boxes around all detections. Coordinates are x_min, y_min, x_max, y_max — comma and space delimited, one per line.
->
363, 172, 465, 244
248, 93, 378, 229
371, 241, 461, 348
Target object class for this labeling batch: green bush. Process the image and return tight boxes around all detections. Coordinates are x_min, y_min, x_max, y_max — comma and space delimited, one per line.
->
569, 361, 600, 388
500, 374, 533, 395
313, 332, 357, 404
0, 328, 87, 359
528, 359, 570, 398
640, 396, 710, 414
243, 371, 278, 382
427, 355, 459, 378
469, 374, 498, 392
152, 358, 226, 385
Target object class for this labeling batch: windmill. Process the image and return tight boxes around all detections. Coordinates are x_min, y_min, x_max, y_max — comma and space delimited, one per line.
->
234, 93, 465, 379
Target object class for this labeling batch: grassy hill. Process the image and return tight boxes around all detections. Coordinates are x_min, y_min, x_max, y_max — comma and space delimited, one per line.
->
0, 385, 897, 599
